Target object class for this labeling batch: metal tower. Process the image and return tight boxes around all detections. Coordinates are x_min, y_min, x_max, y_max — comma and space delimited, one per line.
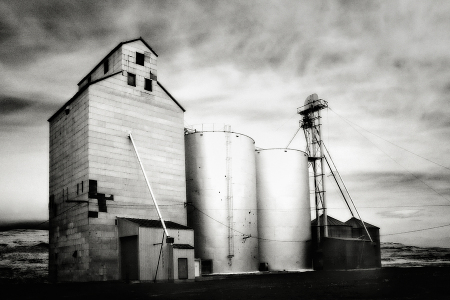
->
297, 93, 329, 242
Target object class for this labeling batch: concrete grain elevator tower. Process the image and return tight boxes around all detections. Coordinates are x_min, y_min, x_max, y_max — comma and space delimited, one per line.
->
48, 38, 195, 282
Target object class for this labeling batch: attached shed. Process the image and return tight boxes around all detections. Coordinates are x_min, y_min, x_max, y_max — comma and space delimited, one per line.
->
117, 218, 195, 282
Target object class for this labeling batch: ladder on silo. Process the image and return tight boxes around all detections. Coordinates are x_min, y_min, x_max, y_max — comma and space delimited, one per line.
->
225, 126, 235, 264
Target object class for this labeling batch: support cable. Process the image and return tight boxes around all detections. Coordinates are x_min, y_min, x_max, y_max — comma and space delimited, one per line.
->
285, 126, 301, 149
328, 112, 450, 204
323, 155, 355, 217
383, 223, 450, 236
322, 141, 373, 242
329, 107, 450, 172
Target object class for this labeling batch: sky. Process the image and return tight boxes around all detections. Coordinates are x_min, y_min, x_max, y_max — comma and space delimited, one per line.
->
0, 0, 449, 248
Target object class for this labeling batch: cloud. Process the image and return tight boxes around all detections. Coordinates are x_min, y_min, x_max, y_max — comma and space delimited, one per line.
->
0, 96, 33, 114
0, 95, 59, 129
377, 209, 422, 219
0, 0, 123, 65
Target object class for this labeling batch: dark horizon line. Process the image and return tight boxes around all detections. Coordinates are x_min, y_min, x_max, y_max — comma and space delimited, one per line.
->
0, 220, 49, 231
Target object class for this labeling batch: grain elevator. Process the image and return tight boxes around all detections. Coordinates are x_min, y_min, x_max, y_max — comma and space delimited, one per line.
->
49, 39, 380, 282
48, 38, 193, 282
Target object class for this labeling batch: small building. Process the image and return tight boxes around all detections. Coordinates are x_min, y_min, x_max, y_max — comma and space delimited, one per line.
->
118, 218, 195, 282
311, 215, 381, 270
48, 38, 191, 282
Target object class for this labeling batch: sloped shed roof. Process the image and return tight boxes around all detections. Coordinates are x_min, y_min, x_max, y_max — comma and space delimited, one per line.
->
173, 244, 195, 249
120, 218, 192, 230
311, 215, 350, 227
345, 217, 379, 229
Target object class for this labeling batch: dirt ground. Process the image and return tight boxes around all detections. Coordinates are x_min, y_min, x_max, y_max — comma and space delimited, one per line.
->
1, 267, 450, 300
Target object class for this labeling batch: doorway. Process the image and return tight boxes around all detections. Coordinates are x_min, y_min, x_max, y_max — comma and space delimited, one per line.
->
178, 258, 188, 279
120, 236, 139, 281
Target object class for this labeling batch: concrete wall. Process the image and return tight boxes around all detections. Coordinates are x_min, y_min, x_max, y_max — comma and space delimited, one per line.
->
122, 41, 157, 81
84, 40, 185, 281
87, 74, 186, 221
49, 40, 186, 282
48, 89, 90, 282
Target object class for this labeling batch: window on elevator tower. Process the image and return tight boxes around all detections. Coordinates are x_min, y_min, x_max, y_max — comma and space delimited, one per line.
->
104, 59, 109, 74
127, 73, 136, 86
144, 78, 152, 92
136, 52, 144, 66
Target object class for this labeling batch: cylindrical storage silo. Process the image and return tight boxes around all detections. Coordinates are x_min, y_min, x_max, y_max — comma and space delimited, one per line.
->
185, 126, 259, 274
256, 148, 312, 271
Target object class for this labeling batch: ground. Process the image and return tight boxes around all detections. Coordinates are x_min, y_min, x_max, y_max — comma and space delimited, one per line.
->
1, 230, 450, 299
1, 267, 450, 299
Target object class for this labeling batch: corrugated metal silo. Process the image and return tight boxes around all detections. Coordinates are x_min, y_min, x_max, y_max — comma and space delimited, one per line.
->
255, 148, 312, 271
185, 125, 259, 274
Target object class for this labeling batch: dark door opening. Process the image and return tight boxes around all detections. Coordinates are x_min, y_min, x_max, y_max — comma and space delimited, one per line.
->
178, 258, 188, 279
120, 236, 139, 281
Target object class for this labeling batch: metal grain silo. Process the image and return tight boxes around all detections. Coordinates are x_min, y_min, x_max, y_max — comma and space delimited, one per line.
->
255, 148, 312, 271
185, 125, 259, 274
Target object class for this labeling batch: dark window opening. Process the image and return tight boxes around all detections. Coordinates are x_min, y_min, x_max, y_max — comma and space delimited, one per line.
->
104, 59, 109, 74
201, 260, 213, 275
136, 52, 145, 66
127, 73, 136, 86
81, 181, 84, 193
88, 211, 98, 218
49, 195, 56, 217
144, 79, 152, 92
77, 183, 79, 195
98, 194, 107, 213
88, 180, 97, 198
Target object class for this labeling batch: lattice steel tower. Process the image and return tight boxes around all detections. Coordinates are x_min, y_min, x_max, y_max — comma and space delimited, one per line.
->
297, 93, 329, 242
